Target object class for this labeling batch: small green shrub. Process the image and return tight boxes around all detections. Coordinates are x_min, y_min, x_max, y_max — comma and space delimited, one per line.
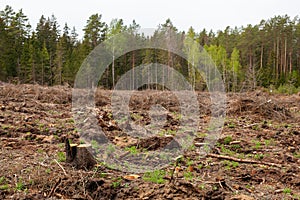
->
283, 187, 292, 194
223, 160, 239, 169
15, 181, 25, 191
228, 123, 235, 128
143, 170, 166, 184
91, 140, 99, 148
254, 153, 264, 160
252, 140, 261, 149
0, 184, 8, 190
183, 171, 193, 181
57, 152, 66, 162
276, 84, 299, 95
111, 180, 121, 188
0, 177, 5, 184
125, 146, 138, 155
223, 136, 232, 144
294, 151, 300, 159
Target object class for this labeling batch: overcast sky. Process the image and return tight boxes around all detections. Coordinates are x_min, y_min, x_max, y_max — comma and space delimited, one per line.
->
1, 0, 300, 38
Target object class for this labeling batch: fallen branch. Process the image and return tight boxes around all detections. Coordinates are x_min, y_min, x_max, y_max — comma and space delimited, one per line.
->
207, 153, 283, 168
54, 159, 67, 176
48, 177, 61, 198
243, 123, 260, 128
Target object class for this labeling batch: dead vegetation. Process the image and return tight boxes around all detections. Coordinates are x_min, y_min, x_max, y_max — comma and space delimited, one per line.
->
0, 83, 300, 199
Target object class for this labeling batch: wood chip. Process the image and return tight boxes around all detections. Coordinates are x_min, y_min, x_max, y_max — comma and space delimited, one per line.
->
123, 174, 140, 181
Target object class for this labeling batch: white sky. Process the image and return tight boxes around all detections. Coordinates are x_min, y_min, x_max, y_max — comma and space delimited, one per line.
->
1, 0, 300, 39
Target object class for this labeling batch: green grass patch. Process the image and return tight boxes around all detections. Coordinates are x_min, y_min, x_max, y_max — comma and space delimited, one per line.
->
223, 136, 233, 144
183, 171, 193, 181
0, 177, 5, 184
294, 151, 300, 159
220, 145, 235, 156
57, 152, 66, 162
283, 188, 292, 194
15, 181, 25, 191
125, 146, 138, 155
111, 177, 122, 188
143, 170, 166, 184
0, 184, 9, 190
223, 160, 239, 170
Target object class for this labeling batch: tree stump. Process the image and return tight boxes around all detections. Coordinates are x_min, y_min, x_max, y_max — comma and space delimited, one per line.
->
65, 138, 97, 170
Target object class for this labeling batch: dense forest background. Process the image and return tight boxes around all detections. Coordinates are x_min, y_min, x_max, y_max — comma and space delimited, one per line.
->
1, 5, 300, 92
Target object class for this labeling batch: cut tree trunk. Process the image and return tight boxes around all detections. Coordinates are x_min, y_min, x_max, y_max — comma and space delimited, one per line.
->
65, 138, 97, 170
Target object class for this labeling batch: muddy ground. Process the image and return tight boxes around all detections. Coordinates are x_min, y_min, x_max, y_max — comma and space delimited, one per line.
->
0, 83, 299, 200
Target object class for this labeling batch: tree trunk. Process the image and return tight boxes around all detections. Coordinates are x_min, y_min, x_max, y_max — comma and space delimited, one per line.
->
65, 138, 97, 170
42, 61, 44, 85
289, 52, 292, 74
284, 37, 287, 76
112, 41, 115, 89
273, 41, 276, 79
276, 37, 279, 80
132, 51, 135, 90
112, 58, 115, 89
260, 44, 263, 69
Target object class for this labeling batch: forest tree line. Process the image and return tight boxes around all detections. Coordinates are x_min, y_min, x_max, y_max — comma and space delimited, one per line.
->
1, 5, 300, 92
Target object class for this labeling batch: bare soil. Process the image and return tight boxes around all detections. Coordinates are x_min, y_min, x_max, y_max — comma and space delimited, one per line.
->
0, 83, 299, 199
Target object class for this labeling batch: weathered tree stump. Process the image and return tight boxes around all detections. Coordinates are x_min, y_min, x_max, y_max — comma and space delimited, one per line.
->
65, 138, 97, 170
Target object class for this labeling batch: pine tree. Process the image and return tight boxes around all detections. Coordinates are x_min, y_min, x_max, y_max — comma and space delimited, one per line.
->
40, 42, 50, 85
83, 14, 107, 50
0, 6, 17, 79
0, 16, 8, 80
28, 32, 40, 83
11, 9, 31, 80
